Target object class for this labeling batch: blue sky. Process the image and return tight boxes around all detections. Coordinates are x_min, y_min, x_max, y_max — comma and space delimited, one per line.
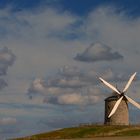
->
0, 0, 140, 16
0, 0, 140, 139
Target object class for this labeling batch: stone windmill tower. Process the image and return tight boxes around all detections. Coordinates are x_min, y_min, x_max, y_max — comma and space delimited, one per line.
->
99, 72, 140, 125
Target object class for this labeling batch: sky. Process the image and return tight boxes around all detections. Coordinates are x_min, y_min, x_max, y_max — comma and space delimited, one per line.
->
0, 0, 140, 139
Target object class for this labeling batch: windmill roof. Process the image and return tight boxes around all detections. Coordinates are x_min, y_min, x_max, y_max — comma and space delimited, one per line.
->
105, 95, 119, 101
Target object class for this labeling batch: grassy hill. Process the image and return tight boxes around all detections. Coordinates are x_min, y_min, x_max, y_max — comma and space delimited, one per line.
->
12, 125, 140, 140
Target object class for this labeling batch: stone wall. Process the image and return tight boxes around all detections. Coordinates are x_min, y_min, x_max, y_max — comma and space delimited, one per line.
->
104, 96, 129, 125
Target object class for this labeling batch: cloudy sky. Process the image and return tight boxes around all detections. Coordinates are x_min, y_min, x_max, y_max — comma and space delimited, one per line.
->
0, 0, 140, 139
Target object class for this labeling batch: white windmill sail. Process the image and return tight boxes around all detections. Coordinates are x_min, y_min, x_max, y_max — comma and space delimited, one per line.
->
108, 96, 123, 118
99, 77, 121, 95
99, 72, 140, 119
125, 95, 140, 109
123, 72, 137, 93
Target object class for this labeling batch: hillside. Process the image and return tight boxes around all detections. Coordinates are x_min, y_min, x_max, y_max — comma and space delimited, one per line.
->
12, 125, 140, 140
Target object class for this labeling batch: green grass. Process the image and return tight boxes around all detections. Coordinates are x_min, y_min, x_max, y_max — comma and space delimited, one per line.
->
116, 129, 140, 136
12, 125, 140, 140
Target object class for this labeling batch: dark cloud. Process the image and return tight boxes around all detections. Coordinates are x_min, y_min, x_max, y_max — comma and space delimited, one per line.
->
0, 46, 16, 76
74, 43, 123, 62
0, 79, 7, 90
0, 46, 16, 90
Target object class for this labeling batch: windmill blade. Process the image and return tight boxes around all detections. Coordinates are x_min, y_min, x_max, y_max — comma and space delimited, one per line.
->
99, 77, 121, 95
108, 96, 123, 118
125, 95, 140, 109
123, 72, 137, 93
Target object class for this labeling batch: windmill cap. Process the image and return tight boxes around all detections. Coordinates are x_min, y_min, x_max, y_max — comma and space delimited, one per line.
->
105, 95, 119, 101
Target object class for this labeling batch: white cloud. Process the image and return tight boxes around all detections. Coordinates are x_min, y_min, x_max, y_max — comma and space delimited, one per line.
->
27, 65, 136, 106
28, 66, 123, 105
0, 4, 140, 138
57, 93, 100, 105
28, 78, 46, 93
81, 6, 140, 71
0, 7, 78, 42
0, 117, 17, 125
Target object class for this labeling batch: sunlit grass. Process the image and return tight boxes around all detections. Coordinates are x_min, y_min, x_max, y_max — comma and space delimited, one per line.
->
12, 125, 140, 140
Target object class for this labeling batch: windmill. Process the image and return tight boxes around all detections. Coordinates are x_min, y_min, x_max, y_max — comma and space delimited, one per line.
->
99, 72, 140, 125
